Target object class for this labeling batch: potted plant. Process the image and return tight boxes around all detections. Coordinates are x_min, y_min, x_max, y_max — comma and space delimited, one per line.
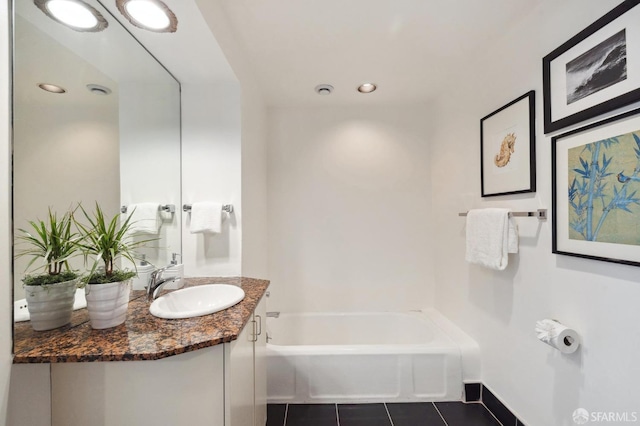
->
15, 208, 80, 331
75, 203, 154, 330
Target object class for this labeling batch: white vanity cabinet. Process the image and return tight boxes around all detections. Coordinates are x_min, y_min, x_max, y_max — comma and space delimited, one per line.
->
50, 345, 227, 426
14, 297, 268, 426
225, 295, 267, 426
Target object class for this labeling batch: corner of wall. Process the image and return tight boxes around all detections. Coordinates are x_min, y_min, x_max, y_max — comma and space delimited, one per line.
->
240, 90, 269, 279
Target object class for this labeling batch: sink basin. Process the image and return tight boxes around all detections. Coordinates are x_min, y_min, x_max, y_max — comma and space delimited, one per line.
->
149, 284, 245, 319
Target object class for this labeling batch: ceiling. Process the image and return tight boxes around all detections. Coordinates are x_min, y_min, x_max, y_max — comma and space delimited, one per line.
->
96, 0, 544, 107
207, 0, 543, 106
99, 0, 236, 85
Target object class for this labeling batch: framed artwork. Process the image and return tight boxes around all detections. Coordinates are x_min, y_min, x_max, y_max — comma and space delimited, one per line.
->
552, 107, 640, 267
543, 0, 640, 134
481, 91, 536, 197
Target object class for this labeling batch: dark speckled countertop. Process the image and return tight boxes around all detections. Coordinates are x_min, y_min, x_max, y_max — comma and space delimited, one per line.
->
13, 277, 269, 363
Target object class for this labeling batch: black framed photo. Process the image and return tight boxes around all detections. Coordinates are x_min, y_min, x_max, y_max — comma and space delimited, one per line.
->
552, 107, 640, 267
543, 0, 640, 134
481, 91, 536, 197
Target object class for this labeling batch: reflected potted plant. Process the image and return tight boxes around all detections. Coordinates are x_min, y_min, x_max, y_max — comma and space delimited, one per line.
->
15, 208, 80, 331
75, 203, 154, 330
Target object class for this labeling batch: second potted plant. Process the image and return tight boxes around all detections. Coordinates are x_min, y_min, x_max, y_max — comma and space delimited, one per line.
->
75, 203, 153, 330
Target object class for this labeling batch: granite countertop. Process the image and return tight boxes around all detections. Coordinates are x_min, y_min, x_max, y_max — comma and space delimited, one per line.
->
13, 277, 269, 364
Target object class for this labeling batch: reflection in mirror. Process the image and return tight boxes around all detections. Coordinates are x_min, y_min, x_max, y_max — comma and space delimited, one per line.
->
12, 0, 181, 305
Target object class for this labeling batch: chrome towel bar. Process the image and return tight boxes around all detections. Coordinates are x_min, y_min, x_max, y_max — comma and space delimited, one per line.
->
183, 204, 234, 214
459, 209, 547, 220
121, 204, 175, 214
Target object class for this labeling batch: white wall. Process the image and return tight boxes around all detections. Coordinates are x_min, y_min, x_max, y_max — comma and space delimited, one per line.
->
193, 0, 270, 280
1, 2, 14, 424
267, 105, 433, 313
181, 83, 242, 277
240, 92, 269, 279
430, 1, 640, 425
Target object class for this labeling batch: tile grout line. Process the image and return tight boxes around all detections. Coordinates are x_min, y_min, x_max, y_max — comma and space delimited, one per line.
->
432, 402, 449, 426
283, 403, 289, 426
274, 401, 511, 426
479, 401, 505, 426
383, 402, 395, 426
456, 399, 507, 426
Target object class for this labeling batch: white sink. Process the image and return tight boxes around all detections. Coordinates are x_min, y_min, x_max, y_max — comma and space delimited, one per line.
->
149, 284, 245, 319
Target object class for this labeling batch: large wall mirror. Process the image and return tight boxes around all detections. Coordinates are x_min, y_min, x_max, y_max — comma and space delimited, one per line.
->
12, 0, 181, 306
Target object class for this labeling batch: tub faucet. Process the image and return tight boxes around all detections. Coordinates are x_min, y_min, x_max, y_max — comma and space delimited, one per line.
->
146, 266, 180, 301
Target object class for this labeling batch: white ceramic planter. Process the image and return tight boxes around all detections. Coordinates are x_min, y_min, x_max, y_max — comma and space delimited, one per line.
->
85, 279, 132, 330
24, 278, 78, 331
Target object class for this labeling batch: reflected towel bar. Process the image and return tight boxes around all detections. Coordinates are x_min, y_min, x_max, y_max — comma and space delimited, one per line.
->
459, 209, 547, 220
121, 204, 175, 214
183, 204, 234, 214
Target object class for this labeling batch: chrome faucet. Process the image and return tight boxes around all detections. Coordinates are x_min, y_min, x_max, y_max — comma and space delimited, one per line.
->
146, 266, 180, 301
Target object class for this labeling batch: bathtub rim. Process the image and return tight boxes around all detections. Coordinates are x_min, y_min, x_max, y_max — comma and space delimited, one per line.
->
266, 343, 460, 356
265, 308, 481, 383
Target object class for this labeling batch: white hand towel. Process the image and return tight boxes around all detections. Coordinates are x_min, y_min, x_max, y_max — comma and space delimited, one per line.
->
189, 202, 222, 234
465, 208, 518, 271
508, 217, 519, 254
127, 203, 161, 235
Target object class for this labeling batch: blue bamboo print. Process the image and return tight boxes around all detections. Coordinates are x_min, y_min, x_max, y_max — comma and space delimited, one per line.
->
568, 131, 640, 243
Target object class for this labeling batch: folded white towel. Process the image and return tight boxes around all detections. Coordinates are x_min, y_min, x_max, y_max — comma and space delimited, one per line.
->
465, 208, 518, 271
189, 202, 222, 234
127, 203, 161, 235
508, 217, 519, 254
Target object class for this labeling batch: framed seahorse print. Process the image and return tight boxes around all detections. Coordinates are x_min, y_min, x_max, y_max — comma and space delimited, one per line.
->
480, 91, 536, 197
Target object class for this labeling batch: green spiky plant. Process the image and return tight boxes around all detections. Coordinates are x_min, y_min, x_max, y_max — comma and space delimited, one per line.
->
75, 203, 156, 284
15, 208, 79, 286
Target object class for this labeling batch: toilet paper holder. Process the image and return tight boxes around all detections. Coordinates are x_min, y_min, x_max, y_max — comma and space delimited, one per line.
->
535, 319, 580, 354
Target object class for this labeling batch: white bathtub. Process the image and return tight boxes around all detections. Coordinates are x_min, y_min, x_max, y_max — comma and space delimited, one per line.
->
266, 309, 480, 403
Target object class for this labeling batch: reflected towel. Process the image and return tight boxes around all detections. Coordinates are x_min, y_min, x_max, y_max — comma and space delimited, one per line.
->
465, 208, 518, 271
127, 203, 161, 235
189, 202, 222, 234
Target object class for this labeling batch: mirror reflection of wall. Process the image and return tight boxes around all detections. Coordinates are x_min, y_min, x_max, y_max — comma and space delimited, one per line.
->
118, 81, 181, 270
12, 0, 181, 301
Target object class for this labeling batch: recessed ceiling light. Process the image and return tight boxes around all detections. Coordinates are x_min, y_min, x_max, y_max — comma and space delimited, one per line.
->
86, 84, 112, 95
116, 0, 178, 33
358, 83, 377, 93
38, 83, 66, 94
34, 0, 109, 32
315, 84, 334, 95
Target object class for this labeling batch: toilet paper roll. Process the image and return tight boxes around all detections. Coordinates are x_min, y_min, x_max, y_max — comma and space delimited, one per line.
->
535, 319, 580, 354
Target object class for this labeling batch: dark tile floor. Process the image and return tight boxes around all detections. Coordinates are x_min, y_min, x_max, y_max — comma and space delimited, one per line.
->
267, 402, 502, 426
